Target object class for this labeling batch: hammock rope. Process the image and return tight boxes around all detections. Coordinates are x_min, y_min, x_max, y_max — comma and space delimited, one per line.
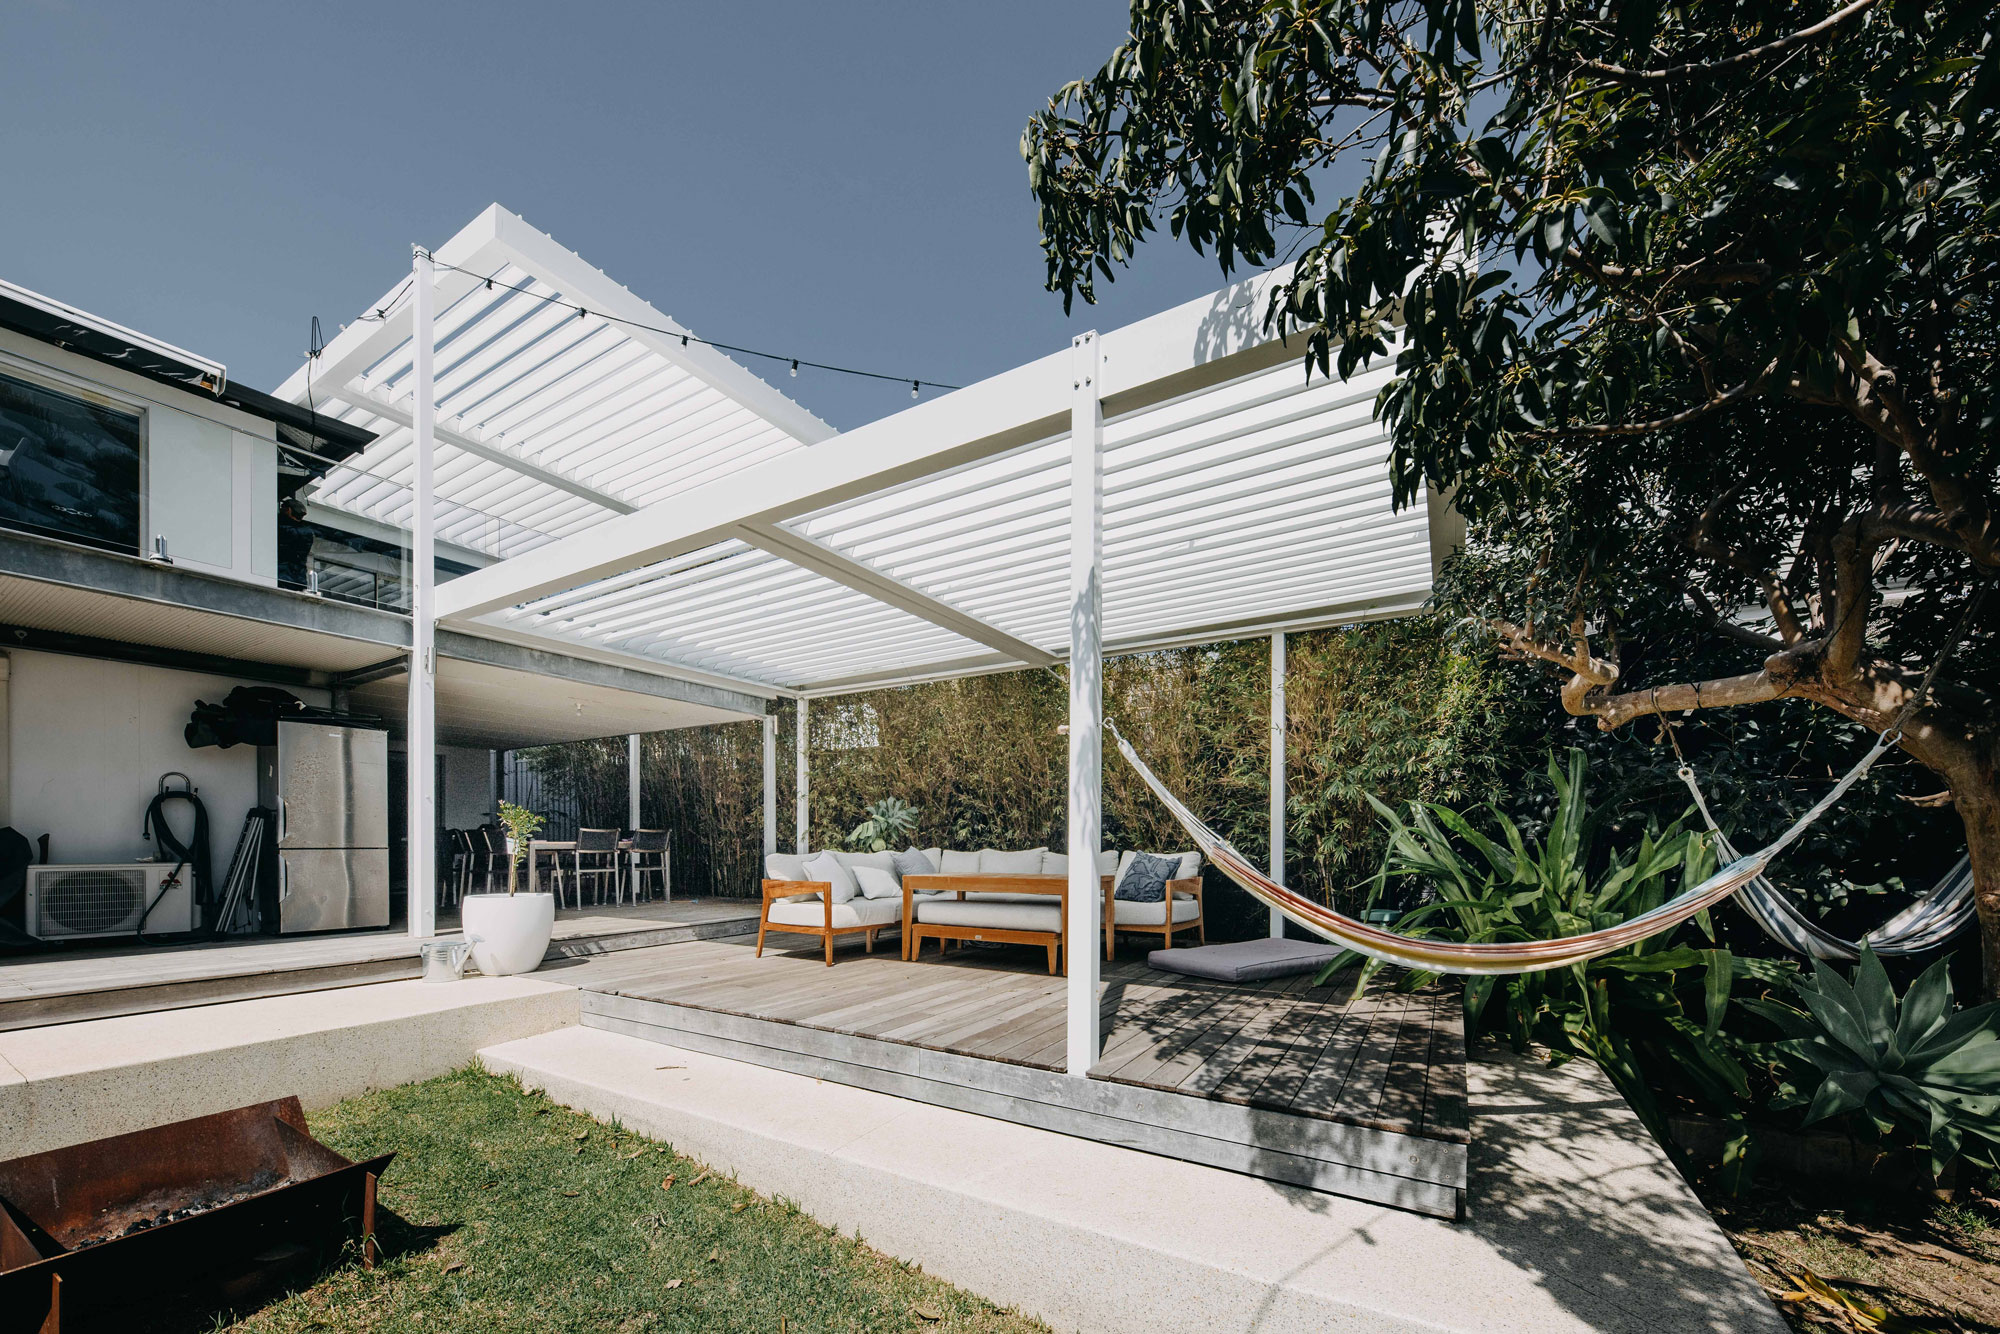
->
1108, 718, 1899, 976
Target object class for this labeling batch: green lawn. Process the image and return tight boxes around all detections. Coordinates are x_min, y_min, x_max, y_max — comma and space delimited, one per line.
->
160, 1067, 1044, 1333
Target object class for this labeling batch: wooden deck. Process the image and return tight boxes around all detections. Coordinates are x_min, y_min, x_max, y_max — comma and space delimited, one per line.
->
566, 930, 1469, 1216
0, 899, 759, 1031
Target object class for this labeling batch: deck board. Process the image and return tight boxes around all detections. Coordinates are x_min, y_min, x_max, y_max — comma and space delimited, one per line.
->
566, 934, 1468, 1146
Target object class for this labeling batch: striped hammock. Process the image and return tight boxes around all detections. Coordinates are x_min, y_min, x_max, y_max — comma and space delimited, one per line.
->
1676, 766, 1974, 960
1108, 720, 1901, 976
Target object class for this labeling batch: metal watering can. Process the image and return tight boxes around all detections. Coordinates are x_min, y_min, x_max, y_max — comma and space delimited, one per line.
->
419, 936, 480, 983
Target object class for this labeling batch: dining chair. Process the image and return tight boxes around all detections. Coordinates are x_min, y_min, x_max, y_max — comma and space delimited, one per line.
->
569, 828, 622, 906
628, 829, 670, 902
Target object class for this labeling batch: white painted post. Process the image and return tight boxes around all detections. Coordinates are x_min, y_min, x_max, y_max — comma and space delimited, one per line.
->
627, 733, 642, 830
762, 714, 778, 857
794, 696, 810, 853
1065, 331, 1103, 1077
1269, 632, 1287, 937
406, 247, 437, 938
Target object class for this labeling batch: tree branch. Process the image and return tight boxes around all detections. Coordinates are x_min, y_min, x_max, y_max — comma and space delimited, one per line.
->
1577, 0, 1882, 84
1539, 361, 1775, 438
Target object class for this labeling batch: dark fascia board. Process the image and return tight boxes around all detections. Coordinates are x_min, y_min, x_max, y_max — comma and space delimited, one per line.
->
0, 622, 328, 688
0, 290, 375, 464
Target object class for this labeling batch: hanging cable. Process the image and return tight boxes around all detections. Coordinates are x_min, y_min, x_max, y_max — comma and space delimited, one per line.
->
420, 256, 962, 393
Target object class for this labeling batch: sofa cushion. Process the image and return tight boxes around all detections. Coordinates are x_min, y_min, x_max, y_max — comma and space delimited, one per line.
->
764, 852, 810, 882
767, 896, 903, 929
803, 851, 859, 904
1113, 896, 1202, 926
892, 847, 938, 882
1039, 850, 1067, 876
1113, 851, 1182, 903
939, 849, 981, 875
979, 848, 1046, 875
1147, 937, 1339, 982
915, 899, 1062, 934
852, 865, 903, 900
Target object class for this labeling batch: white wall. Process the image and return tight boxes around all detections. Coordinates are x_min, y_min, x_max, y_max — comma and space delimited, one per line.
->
6, 650, 328, 873
440, 744, 493, 828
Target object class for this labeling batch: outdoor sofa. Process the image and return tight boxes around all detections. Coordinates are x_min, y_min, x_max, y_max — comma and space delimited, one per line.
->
758, 847, 1203, 968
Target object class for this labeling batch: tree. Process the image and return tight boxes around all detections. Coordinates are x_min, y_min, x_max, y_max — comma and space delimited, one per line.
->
1024, 1, 2000, 984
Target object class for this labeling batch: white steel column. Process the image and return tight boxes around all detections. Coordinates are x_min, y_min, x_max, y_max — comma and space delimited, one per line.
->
627, 733, 642, 830
406, 247, 437, 937
1065, 331, 1104, 1077
761, 715, 778, 857
1269, 631, 1287, 937
794, 697, 810, 853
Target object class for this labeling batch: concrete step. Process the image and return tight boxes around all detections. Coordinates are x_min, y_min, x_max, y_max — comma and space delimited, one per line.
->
0, 975, 579, 1159
0, 909, 756, 1032
480, 1025, 1788, 1334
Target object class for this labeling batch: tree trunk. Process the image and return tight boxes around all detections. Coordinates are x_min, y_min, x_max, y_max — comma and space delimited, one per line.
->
1957, 789, 2000, 998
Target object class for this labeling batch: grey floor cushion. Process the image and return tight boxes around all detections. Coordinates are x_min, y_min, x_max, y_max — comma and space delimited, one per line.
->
1148, 936, 1341, 982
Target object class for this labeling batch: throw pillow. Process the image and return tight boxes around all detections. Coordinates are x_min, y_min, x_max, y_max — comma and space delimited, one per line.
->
803, 850, 859, 904
853, 865, 902, 900
892, 847, 937, 881
1114, 851, 1181, 903
764, 852, 809, 882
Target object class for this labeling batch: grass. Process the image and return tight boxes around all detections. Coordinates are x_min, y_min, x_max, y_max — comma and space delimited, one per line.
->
141, 1067, 1044, 1333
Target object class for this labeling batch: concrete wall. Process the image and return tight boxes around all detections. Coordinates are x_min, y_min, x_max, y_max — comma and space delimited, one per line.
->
5, 649, 328, 872
441, 744, 493, 828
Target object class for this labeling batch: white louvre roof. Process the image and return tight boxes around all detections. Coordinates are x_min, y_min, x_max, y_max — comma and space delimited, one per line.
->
277, 205, 832, 561
287, 207, 1446, 699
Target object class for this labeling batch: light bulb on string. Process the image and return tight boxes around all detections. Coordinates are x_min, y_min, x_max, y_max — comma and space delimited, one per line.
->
790, 359, 799, 378
911, 380, 920, 400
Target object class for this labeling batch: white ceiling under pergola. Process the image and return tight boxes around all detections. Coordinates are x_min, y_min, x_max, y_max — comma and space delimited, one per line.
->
283, 205, 1447, 699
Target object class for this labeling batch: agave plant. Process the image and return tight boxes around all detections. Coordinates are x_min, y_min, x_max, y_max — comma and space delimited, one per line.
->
1346, 748, 1755, 1163
1743, 946, 2000, 1178
847, 796, 919, 853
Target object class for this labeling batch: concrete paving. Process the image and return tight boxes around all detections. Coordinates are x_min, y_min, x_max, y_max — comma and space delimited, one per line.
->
483, 1026, 1786, 1334
0, 975, 578, 1159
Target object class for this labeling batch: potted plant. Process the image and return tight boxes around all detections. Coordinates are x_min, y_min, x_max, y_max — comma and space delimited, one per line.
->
460, 801, 555, 976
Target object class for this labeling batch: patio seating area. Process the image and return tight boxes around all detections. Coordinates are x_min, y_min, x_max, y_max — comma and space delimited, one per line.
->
564, 929, 1470, 1218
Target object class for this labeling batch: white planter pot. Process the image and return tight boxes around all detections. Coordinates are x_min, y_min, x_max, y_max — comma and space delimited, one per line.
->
460, 893, 555, 976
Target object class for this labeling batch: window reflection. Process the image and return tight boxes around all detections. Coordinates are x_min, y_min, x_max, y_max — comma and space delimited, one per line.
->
0, 372, 141, 551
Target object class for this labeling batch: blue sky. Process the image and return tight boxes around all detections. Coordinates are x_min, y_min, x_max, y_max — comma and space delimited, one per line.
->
1, 2, 1256, 430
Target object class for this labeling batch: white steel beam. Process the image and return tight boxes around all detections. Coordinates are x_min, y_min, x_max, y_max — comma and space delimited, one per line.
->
1270, 632, 1286, 938
407, 248, 439, 938
1065, 331, 1104, 1078
795, 697, 809, 853
435, 265, 1299, 624
762, 714, 778, 858
735, 521, 1057, 667
628, 732, 642, 830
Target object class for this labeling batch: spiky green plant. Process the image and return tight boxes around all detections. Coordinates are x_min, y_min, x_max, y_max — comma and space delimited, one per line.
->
847, 796, 919, 853
1744, 947, 2000, 1178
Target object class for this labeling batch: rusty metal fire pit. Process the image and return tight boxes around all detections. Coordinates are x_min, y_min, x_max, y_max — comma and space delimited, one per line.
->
0, 1097, 392, 1333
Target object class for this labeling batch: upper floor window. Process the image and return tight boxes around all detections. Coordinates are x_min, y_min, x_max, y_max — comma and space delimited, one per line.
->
0, 371, 141, 552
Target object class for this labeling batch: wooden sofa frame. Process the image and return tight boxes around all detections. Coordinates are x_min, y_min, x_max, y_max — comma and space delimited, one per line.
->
757, 879, 893, 966
1102, 876, 1205, 959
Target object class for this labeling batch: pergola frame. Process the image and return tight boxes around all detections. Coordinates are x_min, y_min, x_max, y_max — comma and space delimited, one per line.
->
303, 209, 1446, 1075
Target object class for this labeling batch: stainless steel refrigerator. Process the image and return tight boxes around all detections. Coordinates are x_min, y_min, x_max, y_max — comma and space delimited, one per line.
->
257, 721, 391, 932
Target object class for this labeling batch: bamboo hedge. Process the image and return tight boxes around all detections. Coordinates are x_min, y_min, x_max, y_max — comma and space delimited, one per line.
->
512, 617, 1520, 941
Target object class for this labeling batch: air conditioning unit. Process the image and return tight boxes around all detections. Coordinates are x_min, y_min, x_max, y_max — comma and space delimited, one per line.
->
24, 863, 195, 941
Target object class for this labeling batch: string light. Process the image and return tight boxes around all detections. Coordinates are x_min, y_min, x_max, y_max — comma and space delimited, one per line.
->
416, 256, 960, 396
